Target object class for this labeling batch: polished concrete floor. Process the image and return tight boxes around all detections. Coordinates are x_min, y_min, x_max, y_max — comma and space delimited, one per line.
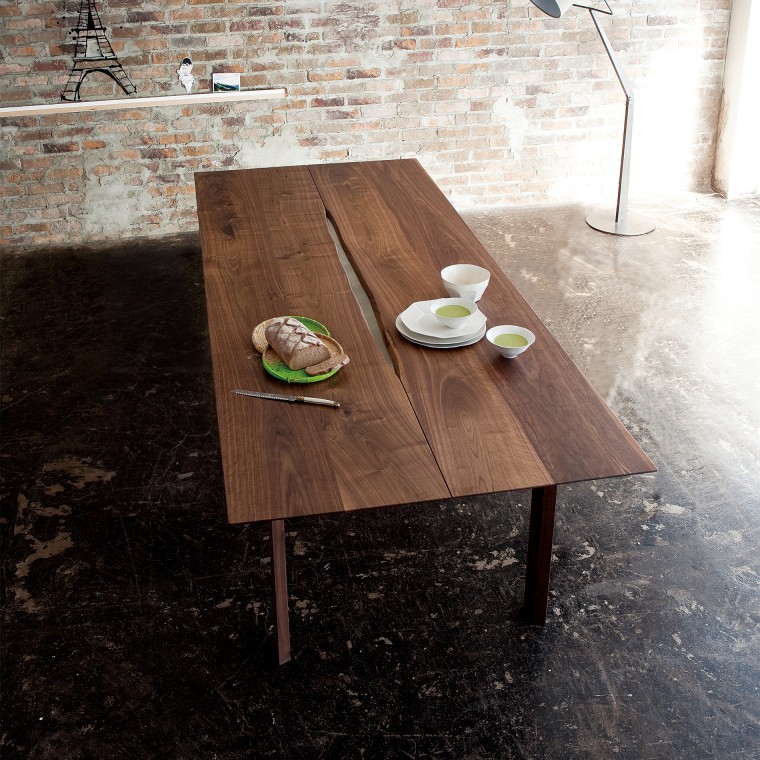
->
1, 193, 759, 758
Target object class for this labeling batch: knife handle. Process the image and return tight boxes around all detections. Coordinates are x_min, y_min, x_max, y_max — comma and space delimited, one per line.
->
299, 396, 340, 408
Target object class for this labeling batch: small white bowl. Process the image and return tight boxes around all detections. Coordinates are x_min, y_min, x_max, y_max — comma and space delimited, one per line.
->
486, 325, 535, 358
441, 264, 491, 302
429, 297, 479, 329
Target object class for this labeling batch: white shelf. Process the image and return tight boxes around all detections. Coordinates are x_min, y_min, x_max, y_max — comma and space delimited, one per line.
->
0, 88, 287, 118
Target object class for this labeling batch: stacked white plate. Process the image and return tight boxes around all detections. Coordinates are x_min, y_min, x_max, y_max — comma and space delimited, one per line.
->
396, 300, 487, 348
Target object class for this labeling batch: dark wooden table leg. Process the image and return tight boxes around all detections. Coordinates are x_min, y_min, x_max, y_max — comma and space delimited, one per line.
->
522, 485, 558, 626
270, 518, 291, 664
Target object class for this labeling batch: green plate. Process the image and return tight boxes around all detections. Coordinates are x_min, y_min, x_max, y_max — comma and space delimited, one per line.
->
262, 317, 341, 384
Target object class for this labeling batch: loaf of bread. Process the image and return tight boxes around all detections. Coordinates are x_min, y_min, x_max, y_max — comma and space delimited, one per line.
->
264, 317, 331, 371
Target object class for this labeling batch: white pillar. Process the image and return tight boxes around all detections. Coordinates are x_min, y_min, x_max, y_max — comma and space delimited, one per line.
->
713, 0, 760, 199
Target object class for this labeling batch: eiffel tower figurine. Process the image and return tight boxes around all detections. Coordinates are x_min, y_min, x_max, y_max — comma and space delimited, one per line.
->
61, 0, 136, 101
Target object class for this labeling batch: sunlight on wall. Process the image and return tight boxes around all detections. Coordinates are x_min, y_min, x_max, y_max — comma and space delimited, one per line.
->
635, 44, 704, 196
525, 7, 722, 207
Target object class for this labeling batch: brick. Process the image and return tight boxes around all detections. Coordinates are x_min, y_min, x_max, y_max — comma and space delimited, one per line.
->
58, 126, 95, 138
318, 149, 349, 160
141, 148, 178, 159
20, 157, 55, 170
404, 52, 434, 64
388, 13, 420, 25
382, 39, 417, 51
5, 18, 43, 30
647, 15, 679, 25
246, 6, 285, 17
126, 11, 165, 23
184, 145, 214, 156
18, 130, 53, 142
472, 22, 504, 33
158, 133, 194, 145
48, 167, 83, 180
0, 63, 26, 75
21, 223, 53, 233
157, 185, 195, 197
312, 97, 345, 107
168, 8, 205, 22
0, 186, 25, 198
347, 95, 382, 106
346, 68, 381, 80
28, 182, 64, 195
401, 26, 435, 37
42, 142, 79, 154
229, 20, 266, 32
9, 45, 38, 57
307, 71, 344, 82
32, 60, 71, 72
89, 165, 120, 177
117, 110, 152, 121
325, 109, 359, 120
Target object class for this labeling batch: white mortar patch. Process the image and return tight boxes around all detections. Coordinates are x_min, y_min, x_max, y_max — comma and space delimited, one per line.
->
493, 94, 528, 161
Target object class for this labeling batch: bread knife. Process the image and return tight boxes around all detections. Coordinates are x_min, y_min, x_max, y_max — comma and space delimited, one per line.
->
232, 389, 340, 408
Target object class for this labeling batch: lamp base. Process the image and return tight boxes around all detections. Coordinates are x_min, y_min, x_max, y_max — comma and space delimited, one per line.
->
586, 209, 655, 236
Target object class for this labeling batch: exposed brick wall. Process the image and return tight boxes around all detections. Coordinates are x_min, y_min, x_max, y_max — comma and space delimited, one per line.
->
0, 1, 731, 249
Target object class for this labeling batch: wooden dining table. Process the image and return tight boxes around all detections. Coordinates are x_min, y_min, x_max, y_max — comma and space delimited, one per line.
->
194, 159, 655, 665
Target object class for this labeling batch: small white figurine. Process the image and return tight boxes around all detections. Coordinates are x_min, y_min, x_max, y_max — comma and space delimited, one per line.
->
177, 57, 194, 94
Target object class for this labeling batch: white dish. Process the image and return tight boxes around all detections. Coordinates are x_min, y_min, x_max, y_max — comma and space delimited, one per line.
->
441, 264, 490, 301
486, 324, 535, 358
396, 316, 486, 348
399, 300, 487, 340
398, 317, 479, 345
429, 297, 479, 329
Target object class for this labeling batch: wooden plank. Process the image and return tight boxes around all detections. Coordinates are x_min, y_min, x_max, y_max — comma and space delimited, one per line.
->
195, 166, 450, 523
309, 159, 656, 495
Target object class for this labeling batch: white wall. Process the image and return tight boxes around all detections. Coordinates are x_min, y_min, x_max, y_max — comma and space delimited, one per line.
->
713, 0, 760, 198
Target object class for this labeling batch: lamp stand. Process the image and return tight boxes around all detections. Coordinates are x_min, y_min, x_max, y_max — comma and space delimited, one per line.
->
585, 8, 655, 236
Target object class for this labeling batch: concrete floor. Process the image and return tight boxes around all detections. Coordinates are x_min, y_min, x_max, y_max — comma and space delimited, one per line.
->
1, 193, 759, 758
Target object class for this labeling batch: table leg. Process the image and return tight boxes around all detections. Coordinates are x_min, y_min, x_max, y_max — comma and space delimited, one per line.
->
270, 518, 291, 664
522, 485, 558, 626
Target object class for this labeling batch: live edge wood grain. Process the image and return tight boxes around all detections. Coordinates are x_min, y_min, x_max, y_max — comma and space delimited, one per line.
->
195, 166, 449, 523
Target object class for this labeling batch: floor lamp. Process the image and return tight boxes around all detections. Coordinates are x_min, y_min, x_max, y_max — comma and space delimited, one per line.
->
528, 0, 655, 236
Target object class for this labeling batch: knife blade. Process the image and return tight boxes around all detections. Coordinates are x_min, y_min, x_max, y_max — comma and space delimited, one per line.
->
232, 389, 340, 408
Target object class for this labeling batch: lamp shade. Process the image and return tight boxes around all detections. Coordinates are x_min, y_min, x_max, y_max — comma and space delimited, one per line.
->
529, 0, 575, 17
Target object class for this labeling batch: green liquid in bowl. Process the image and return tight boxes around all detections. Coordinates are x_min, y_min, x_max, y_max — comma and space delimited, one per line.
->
435, 305, 471, 318
494, 333, 529, 348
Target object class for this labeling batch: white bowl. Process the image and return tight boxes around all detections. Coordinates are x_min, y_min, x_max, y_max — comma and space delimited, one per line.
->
429, 297, 479, 329
441, 264, 491, 302
486, 325, 535, 358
